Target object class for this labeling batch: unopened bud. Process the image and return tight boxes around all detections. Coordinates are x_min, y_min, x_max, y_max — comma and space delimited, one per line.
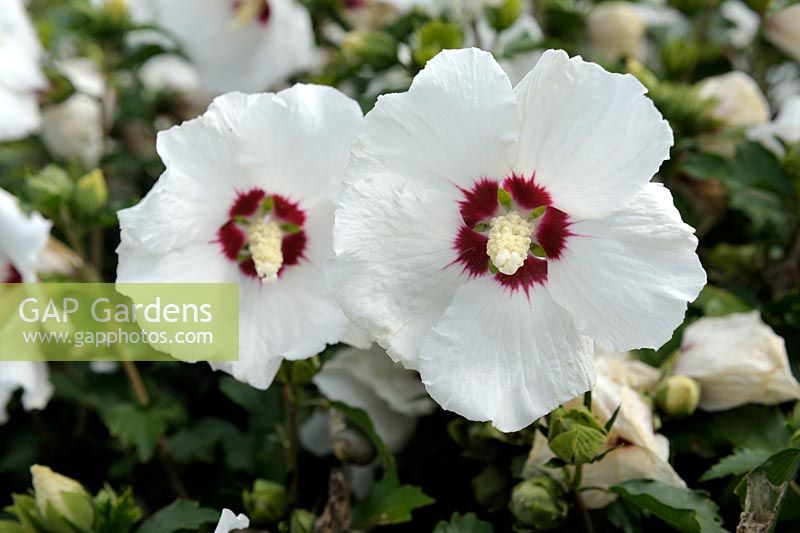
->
341, 31, 398, 70
412, 21, 464, 67
243, 479, 287, 523
484, 0, 521, 32
31, 465, 95, 533
547, 407, 607, 464
509, 476, 568, 530
73, 169, 108, 216
656, 375, 701, 417
27, 165, 74, 216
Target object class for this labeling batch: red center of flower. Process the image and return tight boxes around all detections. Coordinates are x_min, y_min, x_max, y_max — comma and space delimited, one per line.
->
3, 263, 22, 283
452, 173, 572, 294
232, 0, 271, 25
215, 188, 307, 280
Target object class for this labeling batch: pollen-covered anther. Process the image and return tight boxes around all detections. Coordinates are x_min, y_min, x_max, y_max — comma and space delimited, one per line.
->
486, 212, 533, 276
247, 218, 283, 282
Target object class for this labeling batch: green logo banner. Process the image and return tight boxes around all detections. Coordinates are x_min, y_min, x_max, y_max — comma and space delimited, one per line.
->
0, 283, 239, 362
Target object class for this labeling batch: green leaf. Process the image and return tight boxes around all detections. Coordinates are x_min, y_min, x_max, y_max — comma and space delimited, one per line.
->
707, 406, 791, 452
611, 480, 727, 533
99, 400, 184, 462
692, 286, 753, 317
167, 417, 240, 464
604, 404, 621, 432
737, 449, 800, 531
329, 401, 398, 482
350, 480, 434, 529
681, 152, 728, 181
135, 500, 218, 533
94, 485, 143, 533
433, 512, 493, 532
700, 447, 774, 482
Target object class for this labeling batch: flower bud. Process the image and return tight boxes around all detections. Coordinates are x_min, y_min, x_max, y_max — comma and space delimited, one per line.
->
547, 407, 607, 464
765, 4, 800, 63
243, 479, 287, 523
509, 476, 568, 530
27, 165, 74, 216
484, 0, 522, 33
412, 21, 464, 67
587, 2, 646, 60
341, 31, 398, 70
656, 375, 700, 417
31, 465, 95, 533
72, 169, 108, 216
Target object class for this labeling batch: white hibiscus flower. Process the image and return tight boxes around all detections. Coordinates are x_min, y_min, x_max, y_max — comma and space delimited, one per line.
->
329, 48, 706, 432
0, 188, 54, 424
117, 85, 362, 389
0, 0, 47, 141
673, 311, 800, 411
147, 0, 317, 94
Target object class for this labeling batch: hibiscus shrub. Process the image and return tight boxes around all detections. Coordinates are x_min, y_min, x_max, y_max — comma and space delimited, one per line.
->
1, 0, 800, 532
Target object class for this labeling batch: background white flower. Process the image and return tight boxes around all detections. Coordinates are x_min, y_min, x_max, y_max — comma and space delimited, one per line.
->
330, 48, 705, 432
765, 4, 800, 63
0, 0, 47, 141
748, 95, 800, 157
697, 71, 770, 128
147, 0, 317, 94
40, 59, 108, 169
673, 311, 800, 411
117, 85, 362, 390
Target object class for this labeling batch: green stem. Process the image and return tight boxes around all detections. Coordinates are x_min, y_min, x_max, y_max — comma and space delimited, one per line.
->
283, 380, 300, 503
571, 464, 594, 533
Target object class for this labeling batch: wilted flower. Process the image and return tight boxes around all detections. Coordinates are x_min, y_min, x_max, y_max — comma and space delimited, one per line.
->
117, 85, 363, 389
673, 311, 800, 411
765, 4, 800, 63
525, 347, 685, 509
748, 95, 800, 157
214, 508, 250, 533
146, 0, 317, 93
0, 0, 47, 141
697, 71, 770, 127
30, 465, 95, 533
587, 2, 646, 60
41, 59, 107, 168
330, 48, 705, 431
301, 344, 435, 454
300, 345, 435, 496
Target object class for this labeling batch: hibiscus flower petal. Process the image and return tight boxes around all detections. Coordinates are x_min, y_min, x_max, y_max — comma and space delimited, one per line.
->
347, 47, 519, 195
328, 176, 466, 369
547, 183, 705, 351
419, 276, 595, 432
514, 49, 673, 219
